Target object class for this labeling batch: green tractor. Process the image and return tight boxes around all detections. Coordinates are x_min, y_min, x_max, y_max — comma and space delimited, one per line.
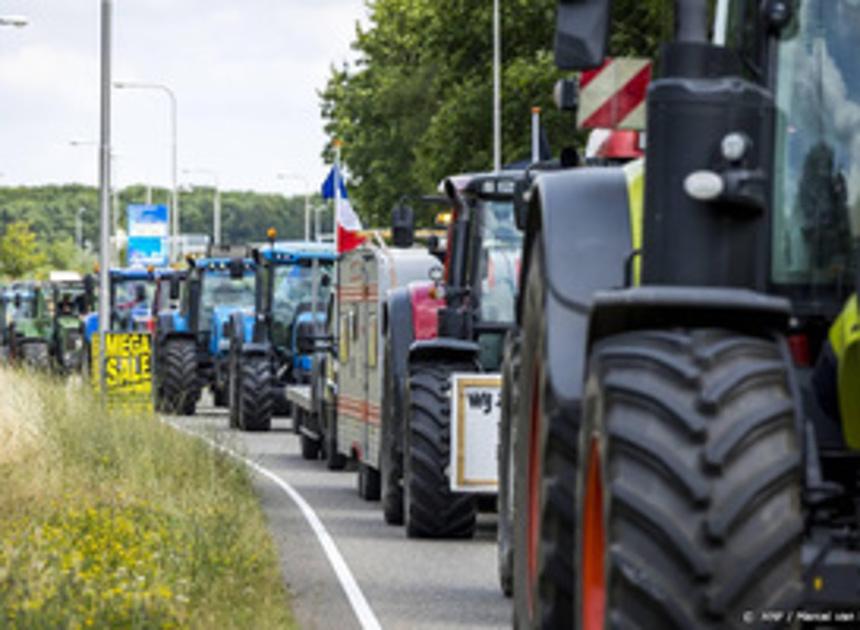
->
7, 282, 53, 370
511, 1, 860, 628
47, 271, 94, 373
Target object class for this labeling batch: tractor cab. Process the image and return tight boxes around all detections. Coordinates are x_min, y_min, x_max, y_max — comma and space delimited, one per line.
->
227, 242, 335, 432
437, 171, 524, 369
83, 267, 160, 344
6, 282, 51, 368
254, 244, 336, 383
47, 271, 94, 373
152, 256, 256, 415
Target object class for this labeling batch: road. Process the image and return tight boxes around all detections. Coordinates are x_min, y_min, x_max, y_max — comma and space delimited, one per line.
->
171, 404, 511, 630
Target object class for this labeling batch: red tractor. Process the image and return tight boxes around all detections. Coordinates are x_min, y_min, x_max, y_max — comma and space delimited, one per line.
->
380, 171, 525, 537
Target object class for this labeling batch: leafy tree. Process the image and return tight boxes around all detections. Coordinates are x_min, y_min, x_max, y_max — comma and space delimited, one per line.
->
0, 221, 48, 279
320, 0, 670, 227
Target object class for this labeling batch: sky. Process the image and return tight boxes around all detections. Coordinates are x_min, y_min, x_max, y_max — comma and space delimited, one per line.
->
0, 1, 368, 196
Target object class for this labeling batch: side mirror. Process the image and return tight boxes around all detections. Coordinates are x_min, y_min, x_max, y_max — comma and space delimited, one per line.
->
169, 276, 181, 300
391, 204, 415, 248
513, 178, 531, 231
554, 0, 611, 71
228, 258, 246, 279
14, 295, 21, 308
321, 274, 332, 288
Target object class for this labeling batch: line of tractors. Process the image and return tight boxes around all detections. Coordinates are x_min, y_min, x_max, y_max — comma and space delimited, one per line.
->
4, 1, 857, 626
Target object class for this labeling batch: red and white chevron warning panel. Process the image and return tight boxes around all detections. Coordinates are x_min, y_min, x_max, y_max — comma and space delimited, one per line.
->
577, 57, 652, 131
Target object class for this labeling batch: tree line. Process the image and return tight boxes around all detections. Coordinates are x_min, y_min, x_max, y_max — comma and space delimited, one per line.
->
0, 184, 323, 279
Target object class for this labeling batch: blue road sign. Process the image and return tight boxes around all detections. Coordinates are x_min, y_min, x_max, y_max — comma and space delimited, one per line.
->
127, 204, 169, 267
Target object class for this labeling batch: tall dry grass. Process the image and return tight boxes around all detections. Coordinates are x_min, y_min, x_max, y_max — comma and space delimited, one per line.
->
0, 368, 295, 629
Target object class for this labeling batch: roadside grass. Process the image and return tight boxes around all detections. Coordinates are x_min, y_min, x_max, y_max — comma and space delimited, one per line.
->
0, 367, 295, 629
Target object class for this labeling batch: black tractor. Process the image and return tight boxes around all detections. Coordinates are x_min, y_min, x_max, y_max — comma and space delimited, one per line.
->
512, 1, 860, 628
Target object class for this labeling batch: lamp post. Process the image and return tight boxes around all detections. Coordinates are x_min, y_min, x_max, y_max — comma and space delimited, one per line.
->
113, 81, 178, 259
97, 0, 113, 386
493, 0, 502, 172
182, 168, 221, 246
0, 15, 28, 28
276, 173, 310, 241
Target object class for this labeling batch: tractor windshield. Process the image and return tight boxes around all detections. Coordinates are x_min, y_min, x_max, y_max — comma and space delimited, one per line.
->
771, 0, 860, 297
112, 280, 155, 330
199, 270, 256, 327
272, 261, 333, 324
478, 200, 522, 323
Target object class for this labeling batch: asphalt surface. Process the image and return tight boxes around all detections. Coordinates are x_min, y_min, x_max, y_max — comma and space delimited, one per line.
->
171, 404, 511, 630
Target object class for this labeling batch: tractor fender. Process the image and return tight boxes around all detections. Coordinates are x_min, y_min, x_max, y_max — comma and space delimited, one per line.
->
387, 287, 415, 392
587, 286, 791, 347
407, 280, 443, 341
409, 338, 480, 364
521, 166, 637, 407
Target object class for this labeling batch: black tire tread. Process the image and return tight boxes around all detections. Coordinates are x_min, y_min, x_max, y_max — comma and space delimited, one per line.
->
405, 361, 476, 539
238, 356, 273, 432
585, 330, 803, 629
160, 339, 199, 415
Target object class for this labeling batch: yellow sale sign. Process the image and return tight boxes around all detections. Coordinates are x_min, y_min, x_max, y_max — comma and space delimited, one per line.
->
90, 332, 153, 413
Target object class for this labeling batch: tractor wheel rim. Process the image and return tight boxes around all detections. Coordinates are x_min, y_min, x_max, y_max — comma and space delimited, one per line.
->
526, 361, 542, 617
582, 437, 606, 630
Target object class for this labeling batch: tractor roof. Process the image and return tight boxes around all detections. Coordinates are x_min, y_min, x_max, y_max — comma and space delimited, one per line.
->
260, 245, 337, 264
440, 171, 524, 198
49, 270, 83, 283
193, 257, 256, 271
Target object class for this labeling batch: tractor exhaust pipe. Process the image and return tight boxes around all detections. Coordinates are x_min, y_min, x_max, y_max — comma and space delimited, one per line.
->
674, 0, 709, 43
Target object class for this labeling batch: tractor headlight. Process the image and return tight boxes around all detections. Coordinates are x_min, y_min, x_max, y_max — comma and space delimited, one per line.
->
720, 132, 750, 163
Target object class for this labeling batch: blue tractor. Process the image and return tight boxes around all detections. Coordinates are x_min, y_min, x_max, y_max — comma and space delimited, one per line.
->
153, 256, 256, 415
82, 267, 165, 372
228, 243, 335, 431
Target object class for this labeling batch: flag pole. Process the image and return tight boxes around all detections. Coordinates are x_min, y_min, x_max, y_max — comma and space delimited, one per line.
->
333, 140, 342, 251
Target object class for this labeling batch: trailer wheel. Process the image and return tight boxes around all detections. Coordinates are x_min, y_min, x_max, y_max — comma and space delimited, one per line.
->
497, 331, 520, 597
324, 400, 346, 470
21, 340, 50, 370
404, 360, 477, 539
300, 412, 322, 460
358, 462, 381, 500
237, 356, 273, 432
513, 237, 576, 629
576, 329, 803, 630
159, 338, 199, 415
381, 338, 404, 524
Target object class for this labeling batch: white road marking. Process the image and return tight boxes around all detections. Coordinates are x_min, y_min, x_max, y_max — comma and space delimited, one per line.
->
165, 420, 383, 630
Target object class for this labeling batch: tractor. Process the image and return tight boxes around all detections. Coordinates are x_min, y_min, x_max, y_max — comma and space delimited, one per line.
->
379, 171, 524, 538
153, 255, 256, 415
6, 282, 52, 369
227, 241, 336, 432
511, 1, 860, 628
47, 271, 94, 373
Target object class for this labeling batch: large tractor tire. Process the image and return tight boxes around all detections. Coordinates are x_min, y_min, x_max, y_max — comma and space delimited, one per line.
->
21, 340, 50, 371
381, 338, 404, 525
497, 331, 520, 598
403, 360, 477, 539
237, 355, 273, 432
575, 329, 803, 630
513, 237, 576, 629
158, 338, 200, 416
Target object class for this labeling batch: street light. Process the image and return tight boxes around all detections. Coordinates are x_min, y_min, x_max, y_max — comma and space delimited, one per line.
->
113, 80, 179, 259
0, 15, 28, 28
183, 168, 221, 246
277, 173, 310, 241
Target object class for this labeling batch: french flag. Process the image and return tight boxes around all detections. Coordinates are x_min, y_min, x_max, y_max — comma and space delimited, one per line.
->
321, 164, 365, 254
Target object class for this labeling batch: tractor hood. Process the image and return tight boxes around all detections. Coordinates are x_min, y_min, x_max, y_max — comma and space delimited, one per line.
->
210, 305, 255, 356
